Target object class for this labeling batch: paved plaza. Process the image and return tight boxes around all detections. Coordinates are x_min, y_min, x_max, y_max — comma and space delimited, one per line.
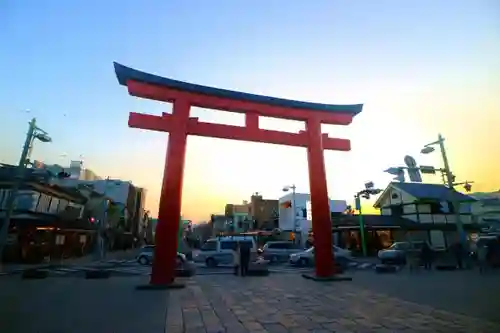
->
1, 269, 499, 332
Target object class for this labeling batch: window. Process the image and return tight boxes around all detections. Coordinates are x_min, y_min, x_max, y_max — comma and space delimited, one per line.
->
430, 202, 445, 214
390, 242, 409, 250
390, 205, 403, 216
201, 240, 217, 251
220, 241, 237, 250
239, 240, 253, 250
268, 242, 284, 249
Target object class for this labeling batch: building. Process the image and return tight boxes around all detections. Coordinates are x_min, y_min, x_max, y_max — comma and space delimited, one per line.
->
132, 187, 147, 239
38, 160, 102, 181
0, 165, 91, 263
224, 201, 252, 232
373, 182, 479, 248
248, 193, 279, 230
210, 214, 232, 235
330, 214, 417, 254
279, 192, 347, 245
49, 172, 147, 249
470, 191, 500, 231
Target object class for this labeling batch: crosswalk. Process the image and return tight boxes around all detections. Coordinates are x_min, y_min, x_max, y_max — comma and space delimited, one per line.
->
1, 259, 378, 278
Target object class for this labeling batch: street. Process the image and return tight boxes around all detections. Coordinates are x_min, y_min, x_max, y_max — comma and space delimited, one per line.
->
1, 265, 499, 332
351, 268, 500, 324
1, 257, 379, 278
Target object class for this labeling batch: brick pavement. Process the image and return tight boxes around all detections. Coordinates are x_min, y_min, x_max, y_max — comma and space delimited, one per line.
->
168, 274, 500, 333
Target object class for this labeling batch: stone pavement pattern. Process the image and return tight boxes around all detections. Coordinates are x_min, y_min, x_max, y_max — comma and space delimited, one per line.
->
168, 274, 500, 333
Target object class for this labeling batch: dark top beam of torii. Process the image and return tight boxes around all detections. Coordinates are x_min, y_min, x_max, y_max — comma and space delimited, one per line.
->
114, 62, 362, 151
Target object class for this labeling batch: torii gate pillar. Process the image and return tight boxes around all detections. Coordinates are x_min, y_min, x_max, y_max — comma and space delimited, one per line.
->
114, 62, 363, 286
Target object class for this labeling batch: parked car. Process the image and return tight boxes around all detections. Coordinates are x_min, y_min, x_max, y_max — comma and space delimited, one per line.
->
137, 245, 155, 265
377, 241, 425, 265
260, 241, 303, 263
193, 236, 257, 267
136, 245, 195, 275
289, 246, 352, 267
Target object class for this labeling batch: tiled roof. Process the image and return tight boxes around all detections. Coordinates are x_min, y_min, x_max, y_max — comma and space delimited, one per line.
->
332, 215, 417, 227
0, 165, 87, 202
392, 182, 475, 202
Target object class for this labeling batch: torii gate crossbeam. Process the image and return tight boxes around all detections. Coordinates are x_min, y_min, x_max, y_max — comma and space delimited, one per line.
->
114, 62, 363, 286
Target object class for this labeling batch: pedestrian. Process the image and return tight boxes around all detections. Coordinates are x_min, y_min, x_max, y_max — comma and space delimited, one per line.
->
452, 241, 464, 270
232, 242, 240, 276
477, 243, 489, 274
239, 242, 251, 277
420, 242, 433, 270
407, 245, 420, 273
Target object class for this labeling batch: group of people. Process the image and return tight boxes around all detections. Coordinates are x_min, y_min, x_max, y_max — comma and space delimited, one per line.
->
475, 239, 500, 273
407, 238, 499, 272
232, 242, 251, 277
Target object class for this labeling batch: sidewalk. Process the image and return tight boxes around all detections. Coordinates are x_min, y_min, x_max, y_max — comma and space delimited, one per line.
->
2, 273, 499, 332
167, 274, 500, 333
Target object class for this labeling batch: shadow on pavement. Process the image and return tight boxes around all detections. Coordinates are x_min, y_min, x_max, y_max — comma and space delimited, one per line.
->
0, 276, 169, 333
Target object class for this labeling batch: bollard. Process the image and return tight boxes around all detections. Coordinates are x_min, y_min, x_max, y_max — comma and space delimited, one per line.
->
84, 269, 111, 279
21, 269, 49, 280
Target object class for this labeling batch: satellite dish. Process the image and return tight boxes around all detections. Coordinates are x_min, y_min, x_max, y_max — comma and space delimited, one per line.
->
394, 169, 406, 183
404, 155, 422, 183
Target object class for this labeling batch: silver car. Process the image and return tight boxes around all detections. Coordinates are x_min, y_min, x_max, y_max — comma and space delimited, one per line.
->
137, 245, 193, 272
378, 241, 425, 265
289, 246, 352, 267
260, 241, 303, 263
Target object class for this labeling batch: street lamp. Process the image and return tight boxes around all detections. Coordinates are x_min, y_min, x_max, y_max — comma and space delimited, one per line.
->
93, 178, 121, 261
421, 134, 466, 243
283, 184, 298, 243
0, 118, 52, 267
355, 182, 382, 257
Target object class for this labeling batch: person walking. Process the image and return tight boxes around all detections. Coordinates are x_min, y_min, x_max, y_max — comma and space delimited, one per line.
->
452, 241, 465, 270
239, 242, 251, 277
421, 242, 434, 270
477, 243, 489, 274
407, 244, 420, 273
232, 242, 240, 276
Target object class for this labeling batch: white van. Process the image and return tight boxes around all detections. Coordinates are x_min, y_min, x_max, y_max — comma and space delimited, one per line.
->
194, 236, 257, 267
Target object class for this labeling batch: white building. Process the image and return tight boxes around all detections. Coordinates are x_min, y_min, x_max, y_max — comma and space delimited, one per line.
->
278, 192, 347, 245
373, 182, 475, 248
470, 191, 500, 231
36, 160, 102, 181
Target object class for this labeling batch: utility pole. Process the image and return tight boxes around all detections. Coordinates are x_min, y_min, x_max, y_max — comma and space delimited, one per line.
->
437, 134, 466, 242
355, 183, 382, 257
354, 194, 367, 257
422, 134, 466, 243
0, 118, 37, 267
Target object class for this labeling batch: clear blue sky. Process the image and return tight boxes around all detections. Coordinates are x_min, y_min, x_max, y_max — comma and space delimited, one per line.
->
1, 0, 499, 221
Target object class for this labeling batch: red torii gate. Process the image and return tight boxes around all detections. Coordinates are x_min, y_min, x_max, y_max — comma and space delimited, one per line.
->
114, 62, 363, 286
